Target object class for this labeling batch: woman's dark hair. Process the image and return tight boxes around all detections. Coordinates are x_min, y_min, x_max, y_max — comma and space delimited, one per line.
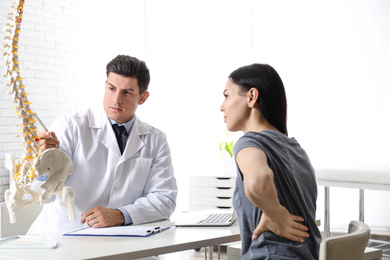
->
229, 63, 288, 136
106, 55, 150, 93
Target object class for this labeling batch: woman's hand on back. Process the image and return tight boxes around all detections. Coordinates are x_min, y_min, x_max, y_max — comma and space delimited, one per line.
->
252, 204, 309, 243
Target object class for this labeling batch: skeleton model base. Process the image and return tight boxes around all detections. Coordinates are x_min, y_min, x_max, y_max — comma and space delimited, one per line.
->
5, 149, 76, 223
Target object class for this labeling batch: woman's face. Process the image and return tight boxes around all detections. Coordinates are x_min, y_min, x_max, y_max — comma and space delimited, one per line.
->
220, 79, 250, 132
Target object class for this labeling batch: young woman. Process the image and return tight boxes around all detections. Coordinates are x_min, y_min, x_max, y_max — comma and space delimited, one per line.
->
220, 64, 321, 259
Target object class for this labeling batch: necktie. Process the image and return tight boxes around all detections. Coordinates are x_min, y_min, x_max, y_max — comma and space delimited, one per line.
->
112, 124, 127, 154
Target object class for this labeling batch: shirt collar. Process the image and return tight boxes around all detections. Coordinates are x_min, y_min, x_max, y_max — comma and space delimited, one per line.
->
109, 116, 136, 136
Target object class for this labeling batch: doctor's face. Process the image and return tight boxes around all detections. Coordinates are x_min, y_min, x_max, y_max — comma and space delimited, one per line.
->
103, 72, 149, 124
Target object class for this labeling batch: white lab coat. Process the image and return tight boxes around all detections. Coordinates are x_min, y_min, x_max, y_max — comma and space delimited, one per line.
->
28, 108, 177, 234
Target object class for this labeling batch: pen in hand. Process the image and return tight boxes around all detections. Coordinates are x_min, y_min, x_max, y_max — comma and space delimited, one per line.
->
33, 113, 55, 139
32, 113, 48, 131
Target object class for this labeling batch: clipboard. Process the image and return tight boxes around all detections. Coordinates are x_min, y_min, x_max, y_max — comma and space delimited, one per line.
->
63, 225, 170, 237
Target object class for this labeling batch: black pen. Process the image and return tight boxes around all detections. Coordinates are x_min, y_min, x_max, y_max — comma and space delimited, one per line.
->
147, 227, 163, 234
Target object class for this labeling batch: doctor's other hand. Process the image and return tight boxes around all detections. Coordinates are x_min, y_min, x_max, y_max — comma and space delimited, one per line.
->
252, 205, 309, 243
37, 131, 59, 151
81, 206, 125, 228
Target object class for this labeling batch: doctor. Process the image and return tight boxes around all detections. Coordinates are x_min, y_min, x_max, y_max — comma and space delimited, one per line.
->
28, 55, 177, 234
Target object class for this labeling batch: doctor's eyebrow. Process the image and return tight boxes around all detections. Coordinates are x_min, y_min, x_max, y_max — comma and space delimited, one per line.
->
107, 82, 116, 88
107, 82, 135, 92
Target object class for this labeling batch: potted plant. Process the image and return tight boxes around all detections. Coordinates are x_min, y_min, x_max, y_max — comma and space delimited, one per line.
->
219, 137, 233, 159
219, 131, 235, 175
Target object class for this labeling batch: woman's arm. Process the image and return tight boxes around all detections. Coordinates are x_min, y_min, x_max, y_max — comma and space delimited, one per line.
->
236, 147, 309, 242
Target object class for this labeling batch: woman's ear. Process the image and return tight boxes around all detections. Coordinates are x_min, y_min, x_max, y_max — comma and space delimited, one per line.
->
248, 88, 259, 108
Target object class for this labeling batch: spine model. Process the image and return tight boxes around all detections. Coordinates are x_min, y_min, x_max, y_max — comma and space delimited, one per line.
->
2, 0, 76, 223
3, 0, 40, 189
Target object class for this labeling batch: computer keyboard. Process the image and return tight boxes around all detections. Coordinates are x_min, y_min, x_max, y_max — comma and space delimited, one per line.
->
198, 213, 232, 224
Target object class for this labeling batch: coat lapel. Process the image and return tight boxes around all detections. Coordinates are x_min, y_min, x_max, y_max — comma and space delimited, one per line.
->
121, 117, 149, 162
90, 108, 121, 157
88, 109, 150, 161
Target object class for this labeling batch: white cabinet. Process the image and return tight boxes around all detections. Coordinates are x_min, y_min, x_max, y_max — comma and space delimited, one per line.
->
190, 176, 236, 211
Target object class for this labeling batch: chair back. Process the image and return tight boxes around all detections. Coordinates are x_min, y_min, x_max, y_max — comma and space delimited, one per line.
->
319, 220, 370, 260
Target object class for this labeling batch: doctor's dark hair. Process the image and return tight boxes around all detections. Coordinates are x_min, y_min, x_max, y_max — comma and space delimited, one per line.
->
229, 63, 288, 136
106, 55, 150, 93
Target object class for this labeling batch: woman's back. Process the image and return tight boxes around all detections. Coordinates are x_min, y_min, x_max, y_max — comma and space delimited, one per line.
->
233, 130, 322, 260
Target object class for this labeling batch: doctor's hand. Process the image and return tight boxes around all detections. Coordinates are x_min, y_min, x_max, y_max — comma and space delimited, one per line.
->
81, 206, 125, 228
252, 205, 309, 243
37, 131, 59, 151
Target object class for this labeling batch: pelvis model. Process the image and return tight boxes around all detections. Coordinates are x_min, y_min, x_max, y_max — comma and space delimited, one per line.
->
2, 0, 75, 223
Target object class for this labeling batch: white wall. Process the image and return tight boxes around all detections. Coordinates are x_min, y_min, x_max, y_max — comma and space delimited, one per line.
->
1, 0, 389, 232
249, 0, 390, 232
0, 0, 88, 167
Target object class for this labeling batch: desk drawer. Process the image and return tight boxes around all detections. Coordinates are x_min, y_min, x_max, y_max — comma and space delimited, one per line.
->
191, 205, 233, 211
190, 176, 236, 187
190, 187, 234, 197
190, 196, 233, 207
190, 175, 236, 211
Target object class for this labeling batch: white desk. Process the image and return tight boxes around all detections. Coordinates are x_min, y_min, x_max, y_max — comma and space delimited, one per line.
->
0, 219, 241, 260
316, 167, 390, 238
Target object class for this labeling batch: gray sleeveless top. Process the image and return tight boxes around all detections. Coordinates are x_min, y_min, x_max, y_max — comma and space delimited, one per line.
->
233, 130, 321, 260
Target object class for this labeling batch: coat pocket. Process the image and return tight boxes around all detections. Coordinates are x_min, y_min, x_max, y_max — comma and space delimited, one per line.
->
127, 158, 153, 191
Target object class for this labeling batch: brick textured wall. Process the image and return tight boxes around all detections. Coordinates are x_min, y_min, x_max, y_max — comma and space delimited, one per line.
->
0, 0, 88, 201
